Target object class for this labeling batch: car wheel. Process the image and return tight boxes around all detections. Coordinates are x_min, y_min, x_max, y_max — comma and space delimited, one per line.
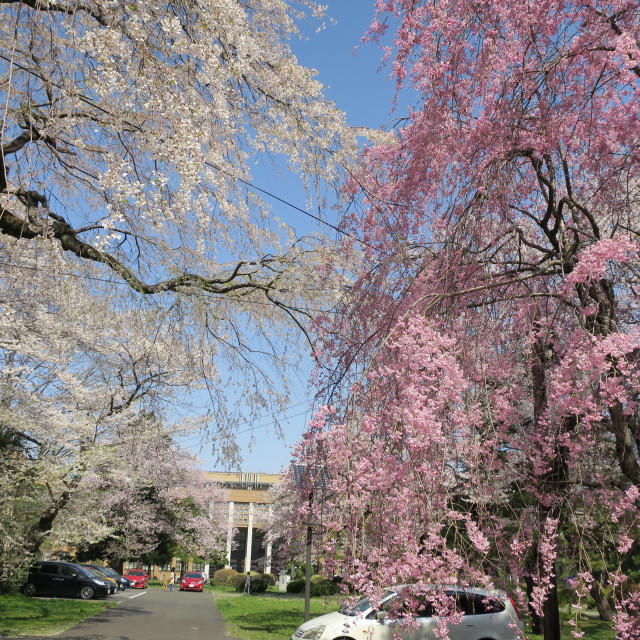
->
22, 583, 37, 597
79, 586, 95, 600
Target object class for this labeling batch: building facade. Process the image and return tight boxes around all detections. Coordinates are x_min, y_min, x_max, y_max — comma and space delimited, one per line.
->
205, 471, 280, 574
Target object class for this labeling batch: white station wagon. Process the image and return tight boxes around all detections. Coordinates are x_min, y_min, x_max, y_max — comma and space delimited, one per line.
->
291, 585, 524, 640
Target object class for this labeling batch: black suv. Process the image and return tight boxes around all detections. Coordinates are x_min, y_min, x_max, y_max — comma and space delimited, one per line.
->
22, 561, 112, 599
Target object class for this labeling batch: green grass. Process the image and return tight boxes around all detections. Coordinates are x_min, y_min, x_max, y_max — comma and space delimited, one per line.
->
213, 588, 616, 640
214, 591, 340, 640
0, 593, 114, 637
525, 616, 614, 640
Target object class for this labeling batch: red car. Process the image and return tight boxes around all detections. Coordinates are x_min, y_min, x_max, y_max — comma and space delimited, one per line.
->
179, 571, 205, 592
123, 569, 148, 589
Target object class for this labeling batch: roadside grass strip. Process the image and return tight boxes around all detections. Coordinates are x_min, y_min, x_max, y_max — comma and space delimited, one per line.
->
526, 618, 614, 640
0, 594, 114, 637
214, 592, 340, 640
213, 589, 615, 640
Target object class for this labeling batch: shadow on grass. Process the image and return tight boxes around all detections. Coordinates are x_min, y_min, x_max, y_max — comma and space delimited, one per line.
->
229, 609, 306, 635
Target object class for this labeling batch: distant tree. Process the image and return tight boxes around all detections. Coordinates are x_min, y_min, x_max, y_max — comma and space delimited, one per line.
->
0, 250, 225, 588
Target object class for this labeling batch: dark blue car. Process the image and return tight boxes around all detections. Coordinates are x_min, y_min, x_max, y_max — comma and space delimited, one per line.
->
22, 560, 111, 599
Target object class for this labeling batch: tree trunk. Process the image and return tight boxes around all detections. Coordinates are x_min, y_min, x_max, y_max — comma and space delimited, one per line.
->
542, 570, 562, 640
525, 574, 543, 635
590, 579, 615, 622
24, 488, 72, 555
304, 523, 312, 622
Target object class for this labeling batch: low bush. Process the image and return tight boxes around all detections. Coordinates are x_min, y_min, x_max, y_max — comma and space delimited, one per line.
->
310, 575, 339, 596
228, 572, 269, 593
262, 573, 276, 587
213, 568, 238, 586
331, 575, 354, 593
249, 574, 268, 593
229, 573, 248, 591
286, 578, 305, 594
285, 576, 339, 596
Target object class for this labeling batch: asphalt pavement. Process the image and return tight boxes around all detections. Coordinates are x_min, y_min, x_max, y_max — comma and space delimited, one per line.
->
6, 588, 241, 640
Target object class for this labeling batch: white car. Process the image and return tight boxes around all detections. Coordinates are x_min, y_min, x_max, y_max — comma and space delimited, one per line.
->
291, 585, 524, 640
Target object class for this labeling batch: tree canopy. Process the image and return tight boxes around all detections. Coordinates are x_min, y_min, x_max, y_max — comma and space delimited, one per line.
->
0, 0, 356, 589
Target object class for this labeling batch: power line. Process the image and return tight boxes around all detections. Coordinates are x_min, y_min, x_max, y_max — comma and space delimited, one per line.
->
176, 402, 314, 447
220, 168, 378, 252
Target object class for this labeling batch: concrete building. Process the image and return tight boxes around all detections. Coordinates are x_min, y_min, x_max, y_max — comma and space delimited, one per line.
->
205, 471, 280, 574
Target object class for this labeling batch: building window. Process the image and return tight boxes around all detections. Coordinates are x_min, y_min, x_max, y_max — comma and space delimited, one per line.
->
234, 503, 250, 524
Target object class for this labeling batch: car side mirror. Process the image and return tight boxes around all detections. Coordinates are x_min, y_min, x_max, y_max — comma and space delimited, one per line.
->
376, 611, 387, 623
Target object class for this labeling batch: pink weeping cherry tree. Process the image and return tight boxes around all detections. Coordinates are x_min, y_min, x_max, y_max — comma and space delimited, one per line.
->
286, 1, 640, 639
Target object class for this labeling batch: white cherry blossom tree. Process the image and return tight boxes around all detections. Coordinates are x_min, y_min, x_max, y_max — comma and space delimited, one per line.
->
0, 0, 357, 588
0, 0, 356, 425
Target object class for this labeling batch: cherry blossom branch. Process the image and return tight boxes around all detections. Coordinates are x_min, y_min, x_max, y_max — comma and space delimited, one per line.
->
0, 198, 300, 297
0, 0, 107, 26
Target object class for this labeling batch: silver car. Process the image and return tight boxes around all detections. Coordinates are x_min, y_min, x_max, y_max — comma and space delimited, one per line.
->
291, 585, 524, 640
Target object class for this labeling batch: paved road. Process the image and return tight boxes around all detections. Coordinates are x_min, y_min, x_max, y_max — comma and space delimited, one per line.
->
10, 589, 241, 640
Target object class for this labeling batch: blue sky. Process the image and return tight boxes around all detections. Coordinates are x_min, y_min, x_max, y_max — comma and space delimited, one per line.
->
189, 2, 402, 474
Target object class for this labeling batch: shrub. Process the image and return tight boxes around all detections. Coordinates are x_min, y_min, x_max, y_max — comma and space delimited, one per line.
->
249, 574, 268, 593
262, 572, 276, 587
213, 568, 238, 586
310, 575, 339, 596
285, 576, 339, 596
332, 575, 355, 593
227, 572, 268, 593
286, 578, 305, 594
229, 573, 247, 591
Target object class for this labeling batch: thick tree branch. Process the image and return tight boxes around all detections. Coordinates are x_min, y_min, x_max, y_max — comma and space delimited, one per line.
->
0, 203, 291, 296
0, 0, 107, 26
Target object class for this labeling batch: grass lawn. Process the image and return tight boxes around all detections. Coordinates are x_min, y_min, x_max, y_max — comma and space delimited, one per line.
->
214, 590, 341, 640
214, 589, 616, 640
525, 616, 615, 640
0, 593, 114, 637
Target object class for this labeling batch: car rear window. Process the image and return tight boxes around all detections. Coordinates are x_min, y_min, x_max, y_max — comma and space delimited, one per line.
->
454, 592, 506, 615
40, 564, 59, 575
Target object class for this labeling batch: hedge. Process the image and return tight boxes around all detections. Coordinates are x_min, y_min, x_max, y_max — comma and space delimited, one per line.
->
228, 572, 269, 593
213, 568, 238, 586
286, 576, 339, 596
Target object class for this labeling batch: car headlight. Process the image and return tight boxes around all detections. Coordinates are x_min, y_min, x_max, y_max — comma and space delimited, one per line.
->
299, 625, 326, 640
94, 579, 107, 586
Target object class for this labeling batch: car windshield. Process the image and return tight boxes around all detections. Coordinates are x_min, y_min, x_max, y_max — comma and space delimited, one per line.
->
83, 567, 105, 579
184, 572, 202, 578
128, 570, 145, 576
